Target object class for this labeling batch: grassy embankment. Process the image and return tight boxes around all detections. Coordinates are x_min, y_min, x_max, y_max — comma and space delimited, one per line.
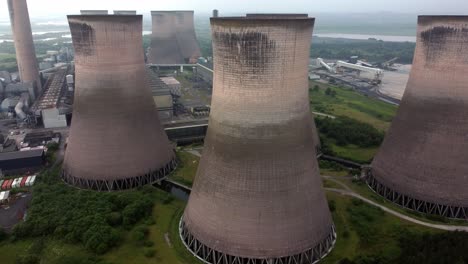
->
309, 80, 398, 163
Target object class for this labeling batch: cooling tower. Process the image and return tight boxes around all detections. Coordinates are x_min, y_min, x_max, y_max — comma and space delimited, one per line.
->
7, 0, 42, 96
368, 16, 468, 219
62, 15, 176, 191
148, 11, 201, 64
181, 15, 336, 263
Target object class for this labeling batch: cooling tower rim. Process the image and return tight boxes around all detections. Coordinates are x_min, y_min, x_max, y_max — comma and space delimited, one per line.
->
246, 13, 309, 17
418, 15, 468, 24
210, 16, 314, 22
68, 14, 142, 18
151, 10, 194, 14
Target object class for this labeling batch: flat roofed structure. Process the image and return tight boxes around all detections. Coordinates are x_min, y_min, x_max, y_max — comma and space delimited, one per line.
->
63, 15, 176, 191
0, 149, 44, 174
148, 11, 201, 64
181, 15, 335, 264
368, 16, 468, 220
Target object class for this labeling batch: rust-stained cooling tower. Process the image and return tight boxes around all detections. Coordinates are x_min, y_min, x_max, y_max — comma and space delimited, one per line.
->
62, 15, 176, 191
180, 15, 335, 263
368, 16, 468, 219
7, 0, 42, 97
148, 11, 201, 64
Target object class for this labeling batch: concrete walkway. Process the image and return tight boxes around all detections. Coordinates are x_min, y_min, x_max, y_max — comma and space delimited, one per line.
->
325, 186, 468, 232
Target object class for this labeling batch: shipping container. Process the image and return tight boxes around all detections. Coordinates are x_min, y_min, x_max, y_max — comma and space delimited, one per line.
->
12, 178, 19, 188
20, 176, 28, 187
30, 175, 37, 186
2, 180, 9, 190
7, 179, 13, 189
25, 176, 32, 187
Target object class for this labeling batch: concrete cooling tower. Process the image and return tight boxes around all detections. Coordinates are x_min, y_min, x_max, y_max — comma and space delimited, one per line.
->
148, 11, 201, 64
181, 15, 336, 263
62, 15, 176, 191
368, 16, 468, 219
7, 0, 42, 97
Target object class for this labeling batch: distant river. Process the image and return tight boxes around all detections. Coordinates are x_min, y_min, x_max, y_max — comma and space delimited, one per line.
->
314, 33, 416, 42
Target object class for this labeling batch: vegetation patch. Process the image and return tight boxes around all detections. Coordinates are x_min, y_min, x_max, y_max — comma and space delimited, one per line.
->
169, 151, 200, 187
12, 166, 156, 255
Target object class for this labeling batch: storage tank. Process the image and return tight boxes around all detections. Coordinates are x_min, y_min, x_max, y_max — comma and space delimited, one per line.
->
181, 15, 335, 263
368, 16, 468, 219
63, 15, 176, 191
7, 0, 42, 96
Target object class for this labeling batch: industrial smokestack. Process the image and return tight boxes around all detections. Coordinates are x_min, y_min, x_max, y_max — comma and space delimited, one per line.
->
63, 15, 176, 191
212, 9, 218, 18
148, 11, 201, 64
368, 16, 468, 219
181, 15, 335, 263
7, 0, 42, 97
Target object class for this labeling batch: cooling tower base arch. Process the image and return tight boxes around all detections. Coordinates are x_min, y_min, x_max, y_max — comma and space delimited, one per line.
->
61, 158, 177, 191
366, 172, 468, 220
179, 219, 337, 264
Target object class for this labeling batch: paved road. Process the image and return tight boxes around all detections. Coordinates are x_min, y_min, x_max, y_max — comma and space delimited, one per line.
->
0, 193, 32, 232
325, 186, 468, 232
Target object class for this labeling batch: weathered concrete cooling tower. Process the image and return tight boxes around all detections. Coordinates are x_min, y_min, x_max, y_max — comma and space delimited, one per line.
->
148, 11, 201, 64
7, 0, 42, 96
181, 15, 335, 263
62, 15, 176, 191
368, 16, 468, 219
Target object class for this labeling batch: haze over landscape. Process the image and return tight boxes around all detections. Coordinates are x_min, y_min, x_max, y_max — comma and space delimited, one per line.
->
1, 0, 468, 264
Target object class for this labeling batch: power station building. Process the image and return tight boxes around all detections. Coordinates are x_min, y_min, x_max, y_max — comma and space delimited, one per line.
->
148, 11, 201, 64
63, 14, 176, 191
7, 0, 42, 99
181, 15, 335, 263
368, 16, 468, 219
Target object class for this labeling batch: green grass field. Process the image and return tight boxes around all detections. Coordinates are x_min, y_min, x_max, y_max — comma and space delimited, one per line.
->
322, 192, 437, 264
169, 151, 200, 187
310, 81, 397, 131
310, 81, 398, 163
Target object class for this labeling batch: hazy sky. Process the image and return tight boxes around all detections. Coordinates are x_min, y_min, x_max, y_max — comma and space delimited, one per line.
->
0, 0, 467, 20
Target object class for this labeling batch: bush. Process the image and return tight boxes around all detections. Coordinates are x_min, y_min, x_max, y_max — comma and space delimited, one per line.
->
316, 116, 384, 147
13, 168, 156, 254
144, 240, 154, 247
0, 228, 7, 242
328, 200, 336, 212
143, 248, 156, 258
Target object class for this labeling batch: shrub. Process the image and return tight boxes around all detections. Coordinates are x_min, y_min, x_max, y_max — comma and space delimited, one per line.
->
143, 248, 156, 258
316, 116, 384, 147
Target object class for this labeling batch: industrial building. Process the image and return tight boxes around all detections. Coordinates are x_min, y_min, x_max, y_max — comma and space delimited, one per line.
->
367, 16, 468, 219
181, 15, 335, 264
0, 149, 44, 175
63, 14, 176, 191
148, 11, 201, 64
7, 0, 42, 99
30, 67, 73, 128
146, 68, 174, 120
